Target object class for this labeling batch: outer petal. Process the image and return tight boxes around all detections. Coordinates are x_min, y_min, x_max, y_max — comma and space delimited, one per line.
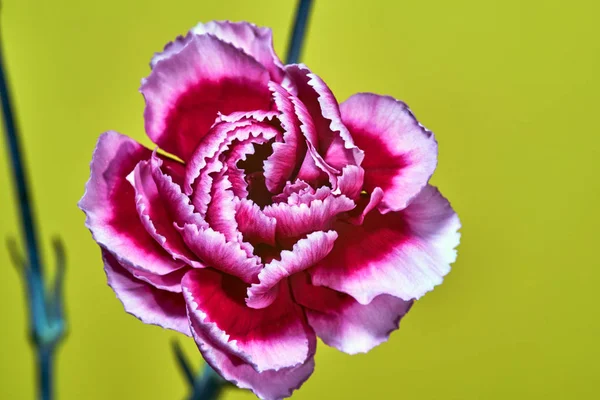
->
102, 250, 190, 335
340, 93, 438, 213
141, 34, 272, 161
246, 231, 338, 309
183, 269, 316, 373
310, 185, 461, 304
117, 263, 189, 293
189, 312, 314, 400
150, 33, 193, 69
191, 21, 286, 83
291, 273, 412, 354
79, 132, 184, 276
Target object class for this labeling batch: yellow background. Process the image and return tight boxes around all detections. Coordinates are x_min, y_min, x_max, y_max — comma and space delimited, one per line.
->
1, 0, 599, 399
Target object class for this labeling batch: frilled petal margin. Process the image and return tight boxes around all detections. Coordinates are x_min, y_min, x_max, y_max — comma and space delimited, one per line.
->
78, 131, 185, 276
310, 185, 461, 304
340, 93, 438, 213
128, 158, 201, 269
102, 250, 190, 335
188, 311, 314, 400
182, 269, 316, 373
291, 273, 412, 354
179, 224, 261, 284
141, 34, 272, 161
246, 231, 338, 309
263, 193, 355, 240
263, 82, 307, 193
190, 21, 286, 84
285, 64, 364, 171
235, 198, 277, 246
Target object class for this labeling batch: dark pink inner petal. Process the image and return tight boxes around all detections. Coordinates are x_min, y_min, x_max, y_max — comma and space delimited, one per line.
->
205, 172, 240, 242
235, 199, 277, 247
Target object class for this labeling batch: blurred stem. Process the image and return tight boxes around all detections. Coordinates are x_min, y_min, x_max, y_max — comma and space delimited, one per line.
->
0, 5, 43, 279
1, 7, 66, 400
286, 0, 314, 64
189, 365, 224, 400
39, 348, 54, 400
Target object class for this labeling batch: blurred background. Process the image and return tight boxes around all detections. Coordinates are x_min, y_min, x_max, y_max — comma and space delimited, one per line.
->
1, 0, 599, 399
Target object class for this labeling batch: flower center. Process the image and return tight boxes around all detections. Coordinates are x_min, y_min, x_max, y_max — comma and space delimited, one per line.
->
237, 141, 274, 208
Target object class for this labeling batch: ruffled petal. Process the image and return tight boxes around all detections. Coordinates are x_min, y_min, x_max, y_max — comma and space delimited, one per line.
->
263, 82, 308, 192
335, 165, 365, 200
118, 262, 190, 293
102, 250, 190, 335
340, 93, 438, 213
148, 153, 207, 229
179, 224, 262, 284
189, 313, 314, 400
150, 33, 193, 69
310, 185, 461, 304
79, 131, 184, 276
247, 231, 338, 309
235, 198, 277, 246
141, 34, 272, 161
271, 180, 312, 204
291, 273, 412, 354
263, 192, 355, 240
185, 120, 279, 211
128, 158, 201, 268
205, 172, 239, 242
347, 187, 385, 225
191, 21, 286, 84
285, 64, 364, 170
290, 93, 337, 187
183, 269, 316, 373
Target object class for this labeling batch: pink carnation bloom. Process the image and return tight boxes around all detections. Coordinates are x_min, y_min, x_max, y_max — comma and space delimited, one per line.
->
79, 21, 460, 400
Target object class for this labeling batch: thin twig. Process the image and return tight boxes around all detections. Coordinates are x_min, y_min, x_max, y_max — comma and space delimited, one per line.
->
172, 340, 195, 386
